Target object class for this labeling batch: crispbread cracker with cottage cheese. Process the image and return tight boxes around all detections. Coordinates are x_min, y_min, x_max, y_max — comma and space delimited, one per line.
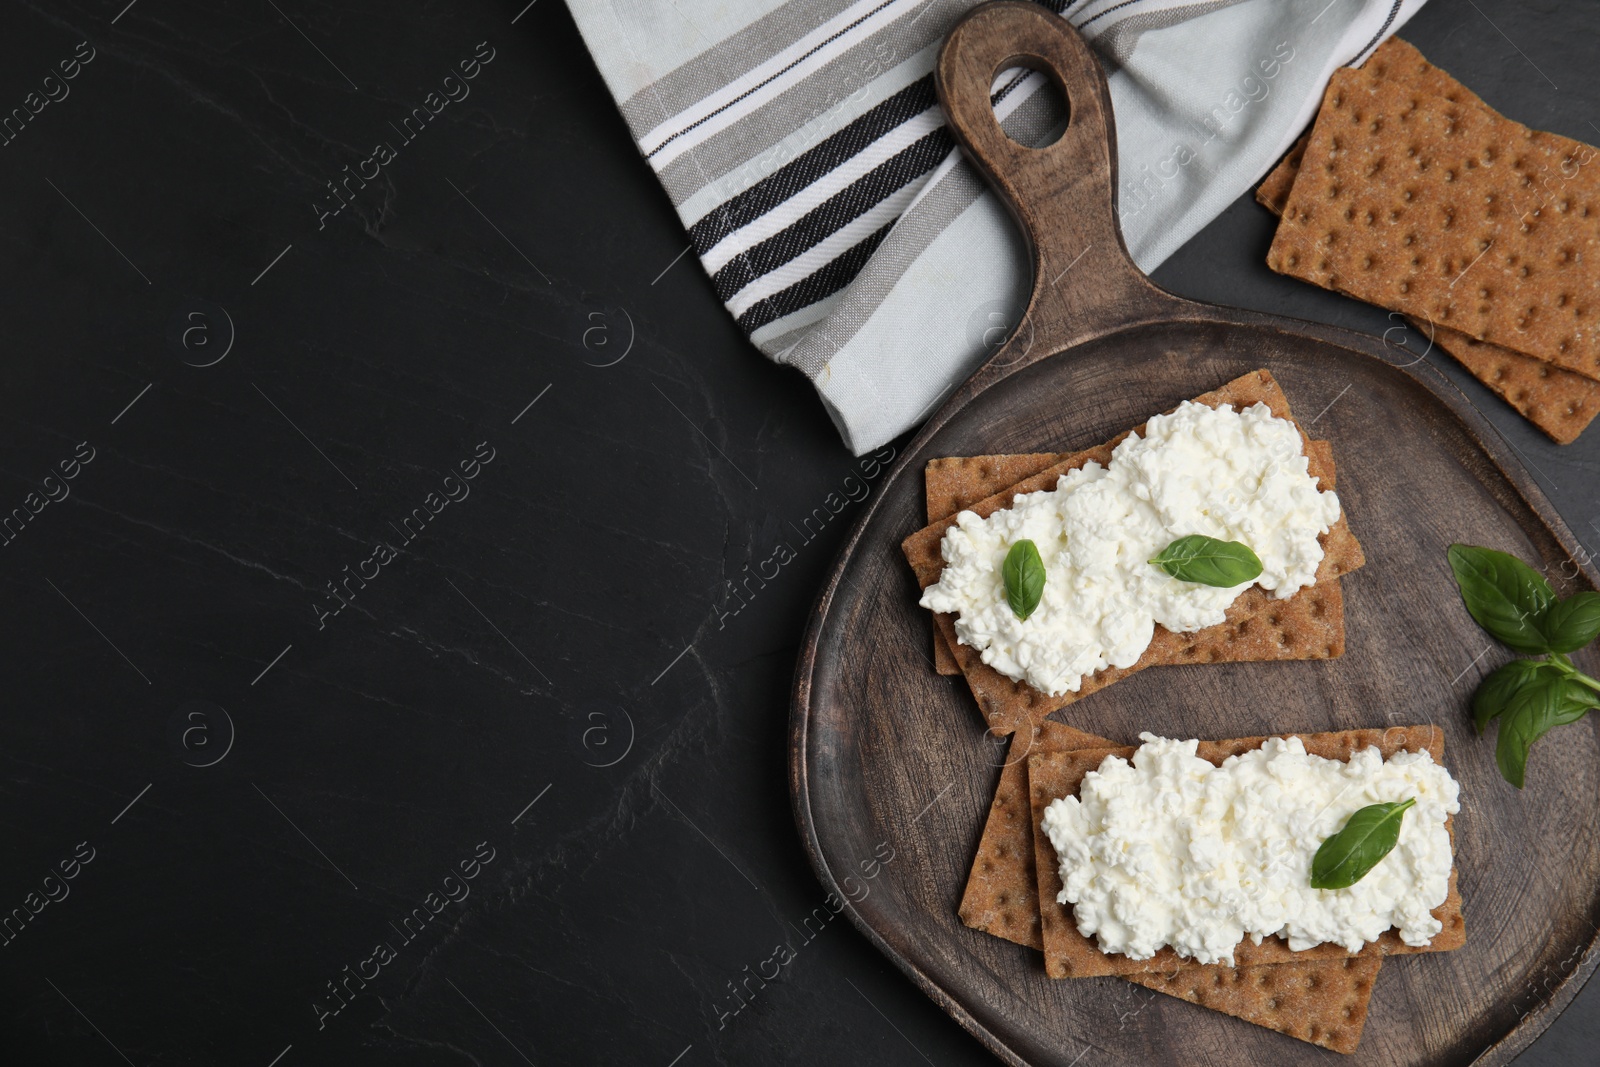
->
901, 370, 1365, 735
925, 452, 1073, 674
1266, 38, 1600, 383
1029, 726, 1464, 981
925, 441, 1339, 673
960, 720, 1384, 1054
1258, 121, 1600, 443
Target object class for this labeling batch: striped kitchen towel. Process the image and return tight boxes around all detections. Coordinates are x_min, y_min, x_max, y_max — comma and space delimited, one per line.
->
566, 0, 1427, 454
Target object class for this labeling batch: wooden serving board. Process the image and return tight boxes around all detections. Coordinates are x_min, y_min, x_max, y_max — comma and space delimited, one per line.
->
789, 5, 1600, 1066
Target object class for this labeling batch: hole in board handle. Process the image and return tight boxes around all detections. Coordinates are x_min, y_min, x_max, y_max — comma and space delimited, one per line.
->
992, 62, 1069, 149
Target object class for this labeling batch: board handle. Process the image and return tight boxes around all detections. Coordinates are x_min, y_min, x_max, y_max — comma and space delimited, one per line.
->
935, 1, 1166, 374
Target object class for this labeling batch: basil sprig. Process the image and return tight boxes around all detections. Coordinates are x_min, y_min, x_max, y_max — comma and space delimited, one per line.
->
1002, 539, 1046, 621
1310, 798, 1415, 889
1149, 535, 1263, 588
1448, 544, 1600, 788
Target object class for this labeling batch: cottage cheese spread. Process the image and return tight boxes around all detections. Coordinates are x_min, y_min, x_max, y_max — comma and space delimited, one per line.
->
919, 400, 1340, 696
1041, 734, 1460, 965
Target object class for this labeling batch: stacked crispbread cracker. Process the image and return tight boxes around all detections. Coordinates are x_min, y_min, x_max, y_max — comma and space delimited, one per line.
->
1259, 37, 1600, 443
897, 373, 1462, 1052
901, 369, 1365, 736
960, 721, 1402, 1054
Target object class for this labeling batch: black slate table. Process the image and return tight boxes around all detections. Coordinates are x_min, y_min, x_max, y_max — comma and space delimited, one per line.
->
0, 2, 1595, 1064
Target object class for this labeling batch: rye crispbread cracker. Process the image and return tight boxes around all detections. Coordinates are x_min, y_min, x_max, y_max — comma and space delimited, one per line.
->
1421, 323, 1600, 444
1122, 955, 1382, 1055
1029, 726, 1465, 980
902, 370, 1365, 735
1266, 38, 1600, 382
1259, 126, 1600, 444
959, 720, 1103, 947
960, 721, 1384, 1053
1254, 131, 1309, 215
925, 441, 1340, 673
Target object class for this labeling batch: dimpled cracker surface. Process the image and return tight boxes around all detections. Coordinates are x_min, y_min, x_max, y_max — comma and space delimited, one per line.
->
924, 441, 1339, 672
1418, 321, 1600, 443
960, 721, 1385, 1054
1258, 113, 1600, 443
1123, 955, 1383, 1055
1254, 131, 1310, 216
1029, 727, 1464, 980
959, 720, 1104, 947
901, 370, 1364, 736
1267, 38, 1600, 381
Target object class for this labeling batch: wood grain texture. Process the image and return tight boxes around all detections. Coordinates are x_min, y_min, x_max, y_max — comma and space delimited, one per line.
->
790, 4, 1600, 1066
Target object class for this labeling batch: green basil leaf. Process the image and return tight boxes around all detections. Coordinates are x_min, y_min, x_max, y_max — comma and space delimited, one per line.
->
1149, 535, 1263, 588
1472, 658, 1548, 734
1539, 591, 1600, 654
1553, 677, 1600, 723
1493, 674, 1598, 788
1446, 544, 1556, 653
1002, 539, 1046, 622
1310, 798, 1416, 890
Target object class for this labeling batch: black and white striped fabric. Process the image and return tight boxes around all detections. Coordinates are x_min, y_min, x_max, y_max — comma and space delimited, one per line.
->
568, 0, 1426, 453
